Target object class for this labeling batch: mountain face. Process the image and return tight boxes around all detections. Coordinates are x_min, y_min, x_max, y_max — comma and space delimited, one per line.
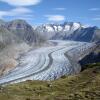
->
35, 22, 100, 42
0, 25, 20, 50
64, 26, 99, 42
5, 20, 37, 44
0, 19, 5, 26
0, 19, 46, 45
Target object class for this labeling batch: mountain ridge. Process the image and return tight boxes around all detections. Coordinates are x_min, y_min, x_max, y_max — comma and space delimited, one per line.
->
35, 22, 100, 42
0, 19, 100, 43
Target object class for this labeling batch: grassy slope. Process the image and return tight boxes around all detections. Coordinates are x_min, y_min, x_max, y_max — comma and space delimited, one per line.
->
0, 63, 100, 100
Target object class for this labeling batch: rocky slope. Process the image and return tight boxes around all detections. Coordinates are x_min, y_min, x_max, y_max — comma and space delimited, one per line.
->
5, 19, 37, 44
0, 20, 32, 76
0, 25, 21, 48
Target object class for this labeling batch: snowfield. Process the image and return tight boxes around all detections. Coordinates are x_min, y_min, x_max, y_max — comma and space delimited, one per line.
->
0, 40, 97, 85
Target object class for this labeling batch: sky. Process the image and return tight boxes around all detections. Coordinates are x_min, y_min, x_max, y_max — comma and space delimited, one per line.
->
0, 0, 100, 27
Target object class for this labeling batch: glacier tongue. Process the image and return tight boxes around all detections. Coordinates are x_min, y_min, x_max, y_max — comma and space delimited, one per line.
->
0, 40, 97, 85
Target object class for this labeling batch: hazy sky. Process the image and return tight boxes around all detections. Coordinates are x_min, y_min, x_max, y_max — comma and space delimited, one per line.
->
0, 0, 100, 27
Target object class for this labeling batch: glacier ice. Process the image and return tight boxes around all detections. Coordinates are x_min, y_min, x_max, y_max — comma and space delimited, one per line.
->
0, 40, 97, 85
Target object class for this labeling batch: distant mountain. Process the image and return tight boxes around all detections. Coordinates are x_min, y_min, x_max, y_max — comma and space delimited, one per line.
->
35, 22, 100, 42
0, 20, 100, 43
65, 26, 99, 42
0, 19, 46, 45
5, 19, 37, 44
0, 19, 5, 26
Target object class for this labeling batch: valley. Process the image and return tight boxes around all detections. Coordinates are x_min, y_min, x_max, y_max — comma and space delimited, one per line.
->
0, 19, 99, 100
0, 0, 100, 99
0, 40, 98, 85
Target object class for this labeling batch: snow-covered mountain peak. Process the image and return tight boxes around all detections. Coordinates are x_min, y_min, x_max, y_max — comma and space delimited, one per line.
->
72, 22, 81, 30
35, 22, 83, 33
35, 21, 100, 42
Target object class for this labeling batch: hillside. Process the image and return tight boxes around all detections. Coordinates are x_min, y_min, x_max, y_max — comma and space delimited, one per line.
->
0, 63, 99, 100
0, 23, 31, 76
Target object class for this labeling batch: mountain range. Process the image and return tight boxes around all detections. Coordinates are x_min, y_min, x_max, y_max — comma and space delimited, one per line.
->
0, 19, 100, 79
0, 19, 100, 46
35, 22, 100, 42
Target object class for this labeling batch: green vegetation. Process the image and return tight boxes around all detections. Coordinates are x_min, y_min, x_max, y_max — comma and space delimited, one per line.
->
84, 63, 100, 69
0, 63, 100, 100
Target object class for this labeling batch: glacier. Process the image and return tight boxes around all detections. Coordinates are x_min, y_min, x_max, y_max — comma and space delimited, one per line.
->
0, 40, 97, 85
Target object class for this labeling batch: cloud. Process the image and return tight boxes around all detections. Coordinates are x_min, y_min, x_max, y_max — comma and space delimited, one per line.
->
45, 15, 66, 22
11, 16, 34, 21
92, 18, 100, 21
54, 8, 66, 11
0, 7, 33, 19
89, 8, 100, 11
0, 11, 7, 18
11, 7, 32, 15
1, 0, 41, 6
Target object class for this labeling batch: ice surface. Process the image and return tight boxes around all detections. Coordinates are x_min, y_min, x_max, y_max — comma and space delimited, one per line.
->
0, 40, 97, 85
